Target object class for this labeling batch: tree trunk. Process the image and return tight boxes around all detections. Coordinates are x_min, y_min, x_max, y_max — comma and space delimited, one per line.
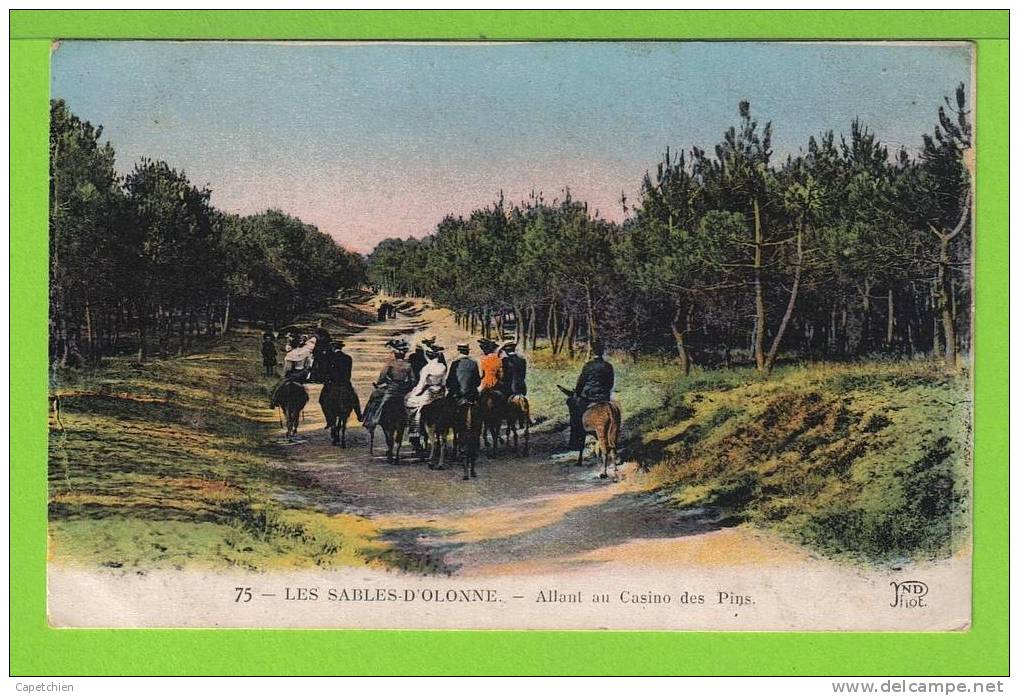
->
764, 218, 804, 374
584, 283, 597, 355
137, 312, 147, 363
527, 305, 537, 351
886, 288, 895, 349
859, 277, 873, 354
565, 314, 576, 359
83, 301, 95, 364
937, 236, 957, 368
670, 305, 690, 376
221, 294, 232, 335
752, 197, 767, 372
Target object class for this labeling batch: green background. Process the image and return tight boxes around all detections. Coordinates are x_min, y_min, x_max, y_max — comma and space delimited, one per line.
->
10, 10, 1009, 676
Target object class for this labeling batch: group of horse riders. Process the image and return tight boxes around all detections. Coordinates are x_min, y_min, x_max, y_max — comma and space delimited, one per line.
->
362, 335, 528, 457
267, 328, 363, 423
263, 317, 618, 476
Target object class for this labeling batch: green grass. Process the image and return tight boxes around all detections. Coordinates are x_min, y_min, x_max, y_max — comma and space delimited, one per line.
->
48, 322, 419, 572
625, 359, 971, 564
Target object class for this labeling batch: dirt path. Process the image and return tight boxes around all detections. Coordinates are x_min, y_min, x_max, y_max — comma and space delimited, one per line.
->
275, 297, 815, 577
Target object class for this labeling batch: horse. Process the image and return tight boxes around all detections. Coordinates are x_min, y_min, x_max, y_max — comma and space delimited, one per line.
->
367, 392, 407, 463
450, 398, 482, 480
272, 380, 309, 440
479, 389, 506, 453
319, 381, 358, 447
419, 396, 455, 470
504, 394, 531, 455
557, 385, 622, 481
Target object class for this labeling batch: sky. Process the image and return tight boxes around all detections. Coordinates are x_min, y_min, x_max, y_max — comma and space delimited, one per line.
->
51, 41, 972, 253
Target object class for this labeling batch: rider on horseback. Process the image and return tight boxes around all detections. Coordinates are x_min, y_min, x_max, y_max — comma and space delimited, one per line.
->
570, 339, 614, 449
405, 343, 447, 454
498, 340, 527, 396
477, 338, 504, 399
362, 339, 414, 430
445, 342, 481, 404
323, 338, 363, 422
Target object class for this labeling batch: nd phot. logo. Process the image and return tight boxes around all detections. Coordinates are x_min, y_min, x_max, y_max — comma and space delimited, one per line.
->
890, 580, 928, 608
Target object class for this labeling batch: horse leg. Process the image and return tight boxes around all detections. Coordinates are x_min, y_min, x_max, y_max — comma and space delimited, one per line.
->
369, 428, 375, 455
575, 437, 585, 467
599, 438, 609, 479
385, 429, 395, 463
340, 416, 347, 448
523, 419, 529, 456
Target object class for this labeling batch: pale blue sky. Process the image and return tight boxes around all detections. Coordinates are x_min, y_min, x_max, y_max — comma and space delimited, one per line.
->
51, 41, 972, 252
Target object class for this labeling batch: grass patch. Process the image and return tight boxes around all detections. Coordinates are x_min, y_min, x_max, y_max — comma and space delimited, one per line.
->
49, 319, 419, 572
632, 360, 971, 564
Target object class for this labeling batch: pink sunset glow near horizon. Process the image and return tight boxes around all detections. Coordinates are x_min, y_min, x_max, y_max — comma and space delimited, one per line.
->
221, 163, 631, 254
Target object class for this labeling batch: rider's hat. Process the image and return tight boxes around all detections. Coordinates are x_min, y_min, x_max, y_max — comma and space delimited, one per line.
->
426, 344, 445, 354
332, 339, 345, 348
456, 342, 470, 353
391, 340, 409, 353
501, 341, 517, 352
478, 338, 498, 351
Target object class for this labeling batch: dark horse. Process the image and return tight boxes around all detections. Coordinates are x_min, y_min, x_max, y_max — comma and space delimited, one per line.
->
557, 385, 622, 481
367, 393, 407, 463
419, 396, 455, 470
450, 398, 482, 480
272, 380, 309, 440
319, 381, 358, 447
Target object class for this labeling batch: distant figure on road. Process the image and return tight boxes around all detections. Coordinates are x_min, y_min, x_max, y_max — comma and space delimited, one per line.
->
377, 302, 391, 322
261, 332, 277, 377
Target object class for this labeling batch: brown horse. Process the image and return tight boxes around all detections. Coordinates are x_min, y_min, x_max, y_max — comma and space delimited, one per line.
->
272, 380, 309, 440
450, 398, 482, 480
319, 381, 359, 447
367, 394, 407, 463
557, 385, 622, 481
504, 394, 531, 455
419, 396, 455, 470
479, 390, 505, 452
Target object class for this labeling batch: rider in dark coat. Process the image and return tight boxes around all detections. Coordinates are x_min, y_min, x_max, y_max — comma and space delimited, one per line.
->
308, 327, 334, 383
445, 343, 481, 404
569, 340, 614, 449
409, 344, 428, 383
575, 340, 614, 404
323, 339, 362, 421
499, 341, 527, 396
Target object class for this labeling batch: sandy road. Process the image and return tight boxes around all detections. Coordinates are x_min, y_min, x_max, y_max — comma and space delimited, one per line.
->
274, 296, 821, 577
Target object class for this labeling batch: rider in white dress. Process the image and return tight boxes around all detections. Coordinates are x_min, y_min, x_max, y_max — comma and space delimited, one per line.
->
405, 345, 447, 452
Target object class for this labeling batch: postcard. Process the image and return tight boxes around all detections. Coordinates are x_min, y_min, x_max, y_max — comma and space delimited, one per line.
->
47, 40, 973, 630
